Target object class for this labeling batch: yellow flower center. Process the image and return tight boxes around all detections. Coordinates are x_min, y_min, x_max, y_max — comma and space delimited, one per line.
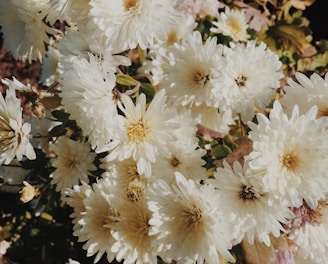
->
280, 153, 299, 171
228, 18, 242, 35
126, 120, 149, 143
166, 30, 178, 46
126, 180, 145, 202
124, 0, 138, 11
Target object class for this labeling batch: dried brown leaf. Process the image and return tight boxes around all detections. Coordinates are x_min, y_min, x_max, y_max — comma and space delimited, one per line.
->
242, 239, 278, 264
214, 136, 253, 167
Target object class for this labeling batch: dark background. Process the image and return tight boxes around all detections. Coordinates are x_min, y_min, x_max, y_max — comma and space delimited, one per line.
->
303, 0, 328, 41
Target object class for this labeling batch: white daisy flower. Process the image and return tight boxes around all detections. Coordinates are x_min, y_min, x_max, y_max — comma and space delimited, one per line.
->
152, 141, 207, 182
89, 0, 180, 53
213, 41, 283, 122
248, 101, 328, 209
57, 29, 131, 75
211, 161, 294, 246
64, 182, 92, 231
211, 7, 250, 42
189, 103, 236, 134
138, 14, 196, 86
111, 199, 157, 264
101, 157, 148, 203
288, 201, 328, 264
50, 137, 97, 193
59, 54, 122, 152
280, 72, 328, 117
177, 0, 224, 19
0, 82, 36, 164
0, 0, 57, 63
162, 31, 223, 107
76, 179, 119, 263
46, 0, 91, 26
106, 90, 179, 177
148, 172, 235, 264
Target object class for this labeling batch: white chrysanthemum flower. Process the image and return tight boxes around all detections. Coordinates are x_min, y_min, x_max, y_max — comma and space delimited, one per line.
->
111, 199, 157, 264
57, 29, 131, 75
213, 41, 283, 122
76, 179, 119, 263
162, 31, 223, 107
189, 103, 236, 134
106, 90, 179, 177
50, 137, 97, 193
152, 141, 207, 182
280, 72, 328, 117
211, 161, 294, 246
40, 44, 63, 87
59, 54, 122, 152
288, 201, 328, 264
89, 0, 180, 53
101, 157, 149, 203
177, 0, 224, 19
148, 172, 235, 264
0, 83, 36, 164
64, 182, 92, 231
138, 14, 196, 86
248, 101, 328, 209
0, 0, 57, 63
46, 0, 91, 26
211, 7, 250, 42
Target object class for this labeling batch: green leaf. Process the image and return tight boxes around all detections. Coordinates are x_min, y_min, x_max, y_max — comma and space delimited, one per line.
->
140, 83, 155, 102
210, 140, 232, 159
51, 110, 69, 122
116, 74, 137, 86
223, 135, 238, 151
48, 125, 66, 137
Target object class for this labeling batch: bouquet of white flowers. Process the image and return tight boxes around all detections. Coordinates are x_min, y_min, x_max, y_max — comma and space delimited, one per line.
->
0, 0, 327, 263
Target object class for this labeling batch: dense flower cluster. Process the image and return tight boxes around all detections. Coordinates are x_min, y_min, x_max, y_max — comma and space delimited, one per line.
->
0, 0, 327, 263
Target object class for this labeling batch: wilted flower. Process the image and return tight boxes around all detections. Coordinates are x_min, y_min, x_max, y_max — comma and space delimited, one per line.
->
19, 181, 40, 203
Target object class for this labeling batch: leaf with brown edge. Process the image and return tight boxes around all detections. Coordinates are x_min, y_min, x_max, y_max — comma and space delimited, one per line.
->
39, 95, 62, 109
214, 136, 253, 167
242, 239, 278, 264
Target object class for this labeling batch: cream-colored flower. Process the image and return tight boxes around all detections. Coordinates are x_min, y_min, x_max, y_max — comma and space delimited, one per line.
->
111, 200, 157, 264
148, 172, 235, 263
20, 181, 40, 203
89, 0, 180, 53
75, 180, 119, 263
0, 82, 36, 164
248, 101, 328, 209
50, 137, 97, 193
0, 0, 57, 62
280, 72, 328, 118
211, 7, 250, 42
106, 90, 180, 177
